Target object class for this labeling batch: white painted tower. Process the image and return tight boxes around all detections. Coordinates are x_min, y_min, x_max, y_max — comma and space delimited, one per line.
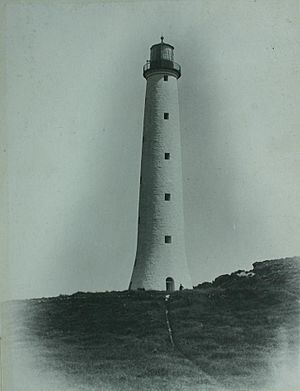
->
129, 37, 192, 292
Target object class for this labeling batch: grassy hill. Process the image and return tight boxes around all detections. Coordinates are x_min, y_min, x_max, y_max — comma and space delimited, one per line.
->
3, 257, 300, 391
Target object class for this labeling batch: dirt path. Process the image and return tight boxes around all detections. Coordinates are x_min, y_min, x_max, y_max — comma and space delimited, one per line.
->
164, 294, 226, 390
164, 295, 175, 347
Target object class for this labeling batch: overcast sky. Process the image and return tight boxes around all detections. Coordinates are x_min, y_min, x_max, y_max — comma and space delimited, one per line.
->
2, 0, 300, 300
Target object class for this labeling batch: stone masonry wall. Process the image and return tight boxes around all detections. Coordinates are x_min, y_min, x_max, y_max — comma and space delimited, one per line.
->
130, 72, 192, 291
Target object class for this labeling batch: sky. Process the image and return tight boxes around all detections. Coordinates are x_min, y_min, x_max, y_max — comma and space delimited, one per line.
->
2, 0, 300, 300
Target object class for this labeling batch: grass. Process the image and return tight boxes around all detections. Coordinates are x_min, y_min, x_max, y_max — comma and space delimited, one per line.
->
2, 257, 300, 391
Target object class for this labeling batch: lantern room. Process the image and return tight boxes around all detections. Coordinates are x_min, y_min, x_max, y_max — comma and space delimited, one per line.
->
143, 37, 181, 79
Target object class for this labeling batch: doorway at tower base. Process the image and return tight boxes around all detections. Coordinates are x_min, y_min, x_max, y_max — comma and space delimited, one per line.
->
166, 277, 175, 292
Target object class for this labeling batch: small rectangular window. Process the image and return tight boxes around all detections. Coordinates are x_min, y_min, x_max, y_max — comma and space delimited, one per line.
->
165, 235, 172, 244
164, 112, 169, 120
164, 153, 170, 160
164, 75, 168, 81
165, 193, 171, 201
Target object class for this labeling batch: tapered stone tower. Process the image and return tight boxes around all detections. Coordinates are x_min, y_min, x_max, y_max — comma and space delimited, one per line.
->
129, 37, 192, 292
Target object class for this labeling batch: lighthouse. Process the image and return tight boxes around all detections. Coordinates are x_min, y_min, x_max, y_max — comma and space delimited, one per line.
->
129, 37, 192, 292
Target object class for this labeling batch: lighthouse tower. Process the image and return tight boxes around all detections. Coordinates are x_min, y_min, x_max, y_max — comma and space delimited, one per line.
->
129, 37, 192, 292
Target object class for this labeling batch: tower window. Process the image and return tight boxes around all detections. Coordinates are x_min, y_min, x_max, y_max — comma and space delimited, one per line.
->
164, 113, 169, 120
164, 153, 170, 160
165, 235, 172, 244
165, 193, 171, 201
164, 75, 168, 81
